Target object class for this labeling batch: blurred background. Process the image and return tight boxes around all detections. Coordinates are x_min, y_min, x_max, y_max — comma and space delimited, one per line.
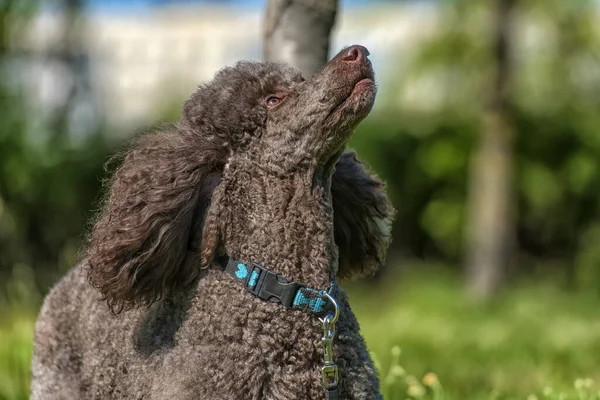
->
1, 0, 600, 399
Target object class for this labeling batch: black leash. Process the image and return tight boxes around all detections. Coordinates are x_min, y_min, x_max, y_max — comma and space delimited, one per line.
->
325, 389, 339, 400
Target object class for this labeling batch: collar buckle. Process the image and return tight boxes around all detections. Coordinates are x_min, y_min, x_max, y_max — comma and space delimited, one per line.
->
245, 263, 305, 308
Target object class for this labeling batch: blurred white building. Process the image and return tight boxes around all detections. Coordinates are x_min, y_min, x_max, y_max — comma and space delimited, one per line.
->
19, 2, 439, 130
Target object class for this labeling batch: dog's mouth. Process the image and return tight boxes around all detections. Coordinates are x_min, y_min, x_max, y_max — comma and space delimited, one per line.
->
320, 78, 376, 128
350, 78, 375, 97
330, 76, 376, 114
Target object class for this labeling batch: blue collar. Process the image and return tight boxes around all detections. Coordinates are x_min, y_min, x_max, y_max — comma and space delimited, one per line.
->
223, 257, 336, 315
223, 257, 341, 398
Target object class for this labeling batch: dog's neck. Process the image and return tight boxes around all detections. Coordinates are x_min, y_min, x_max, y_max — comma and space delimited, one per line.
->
217, 159, 338, 289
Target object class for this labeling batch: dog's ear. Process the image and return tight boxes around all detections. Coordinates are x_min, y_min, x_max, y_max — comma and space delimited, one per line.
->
86, 126, 225, 313
332, 151, 395, 280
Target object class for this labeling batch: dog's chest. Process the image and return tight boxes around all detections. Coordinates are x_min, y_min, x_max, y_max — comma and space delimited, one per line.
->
141, 281, 333, 398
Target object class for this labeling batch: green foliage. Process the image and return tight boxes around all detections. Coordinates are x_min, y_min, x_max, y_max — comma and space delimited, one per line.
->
349, 0, 600, 281
349, 112, 475, 260
0, 101, 121, 301
0, 0, 123, 299
352, 267, 600, 399
0, 122, 120, 276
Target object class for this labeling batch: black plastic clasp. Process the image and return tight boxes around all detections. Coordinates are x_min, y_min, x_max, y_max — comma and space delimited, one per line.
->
245, 263, 305, 308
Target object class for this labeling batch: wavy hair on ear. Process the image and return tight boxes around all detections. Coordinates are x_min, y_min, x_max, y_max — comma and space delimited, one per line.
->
332, 151, 395, 280
86, 125, 226, 313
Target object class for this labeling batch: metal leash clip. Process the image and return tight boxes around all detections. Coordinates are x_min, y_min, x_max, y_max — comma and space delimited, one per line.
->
320, 292, 340, 399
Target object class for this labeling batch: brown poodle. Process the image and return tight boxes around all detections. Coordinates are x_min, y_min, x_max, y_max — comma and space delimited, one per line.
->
31, 45, 394, 399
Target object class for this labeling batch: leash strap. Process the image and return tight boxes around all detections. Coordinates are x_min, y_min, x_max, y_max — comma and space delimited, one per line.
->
325, 389, 339, 400
223, 257, 334, 315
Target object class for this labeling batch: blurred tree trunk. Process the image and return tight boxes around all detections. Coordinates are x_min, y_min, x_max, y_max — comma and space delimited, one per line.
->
0, 3, 10, 56
263, 0, 338, 78
465, 0, 517, 301
52, 0, 89, 131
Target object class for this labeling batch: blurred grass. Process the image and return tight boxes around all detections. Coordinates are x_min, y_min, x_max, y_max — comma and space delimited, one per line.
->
2, 265, 600, 399
350, 266, 600, 399
0, 307, 35, 400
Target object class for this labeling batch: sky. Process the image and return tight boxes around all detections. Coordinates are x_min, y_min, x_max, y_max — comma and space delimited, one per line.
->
85, 0, 418, 14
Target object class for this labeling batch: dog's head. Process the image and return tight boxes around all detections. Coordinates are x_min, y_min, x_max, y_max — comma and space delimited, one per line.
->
87, 46, 392, 313
181, 45, 376, 173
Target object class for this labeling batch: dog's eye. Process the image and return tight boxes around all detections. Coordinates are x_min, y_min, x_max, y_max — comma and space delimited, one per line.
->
265, 95, 284, 109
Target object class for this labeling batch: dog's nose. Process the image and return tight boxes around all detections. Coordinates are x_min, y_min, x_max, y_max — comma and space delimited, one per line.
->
342, 45, 370, 64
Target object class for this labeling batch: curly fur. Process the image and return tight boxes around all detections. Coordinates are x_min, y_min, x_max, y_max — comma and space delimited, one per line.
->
86, 127, 225, 312
31, 46, 394, 400
333, 151, 393, 280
